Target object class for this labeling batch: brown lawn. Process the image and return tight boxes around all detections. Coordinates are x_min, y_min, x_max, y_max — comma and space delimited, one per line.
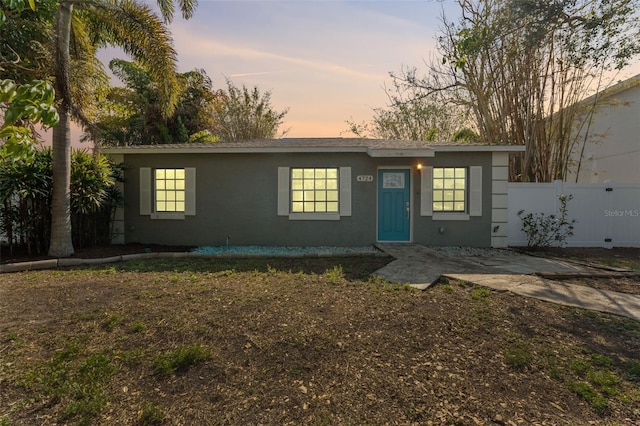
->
0, 250, 639, 425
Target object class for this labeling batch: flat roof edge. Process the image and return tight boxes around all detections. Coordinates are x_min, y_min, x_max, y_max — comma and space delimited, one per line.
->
367, 148, 436, 158
102, 144, 525, 155
101, 147, 369, 155
433, 145, 525, 152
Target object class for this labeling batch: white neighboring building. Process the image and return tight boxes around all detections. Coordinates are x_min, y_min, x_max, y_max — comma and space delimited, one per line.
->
567, 74, 640, 183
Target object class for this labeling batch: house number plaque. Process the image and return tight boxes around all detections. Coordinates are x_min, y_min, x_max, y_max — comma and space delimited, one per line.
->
357, 175, 374, 182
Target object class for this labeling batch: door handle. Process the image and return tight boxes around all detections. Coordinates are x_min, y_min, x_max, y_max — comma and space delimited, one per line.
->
406, 201, 410, 219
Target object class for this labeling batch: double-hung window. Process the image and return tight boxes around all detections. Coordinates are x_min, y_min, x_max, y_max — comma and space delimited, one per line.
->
291, 168, 339, 213
420, 165, 482, 220
278, 167, 351, 220
139, 167, 196, 219
155, 168, 186, 213
432, 167, 466, 212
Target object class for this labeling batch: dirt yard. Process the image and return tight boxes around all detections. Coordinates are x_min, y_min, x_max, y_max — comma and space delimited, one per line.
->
0, 248, 639, 425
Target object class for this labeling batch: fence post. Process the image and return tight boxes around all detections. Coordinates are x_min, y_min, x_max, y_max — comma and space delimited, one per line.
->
604, 180, 614, 249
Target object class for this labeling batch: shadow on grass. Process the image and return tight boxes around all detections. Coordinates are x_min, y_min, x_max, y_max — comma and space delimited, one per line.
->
84, 256, 393, 281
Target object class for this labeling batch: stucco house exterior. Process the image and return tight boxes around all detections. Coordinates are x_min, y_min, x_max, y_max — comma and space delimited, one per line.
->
102, 138, 524, 248
567, 73, 640, 183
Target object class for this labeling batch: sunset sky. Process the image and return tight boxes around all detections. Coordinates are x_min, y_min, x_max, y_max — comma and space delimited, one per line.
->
89, 0, 640, 141
98, 0, 460, 138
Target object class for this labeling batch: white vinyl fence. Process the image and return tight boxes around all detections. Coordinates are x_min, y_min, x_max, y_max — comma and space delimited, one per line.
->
508, 181, 640, 248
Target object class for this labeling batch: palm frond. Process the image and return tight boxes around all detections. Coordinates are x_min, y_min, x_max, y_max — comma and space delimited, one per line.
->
155, 0, 198, 22
68, 11, 110, 123
85, 0, 180, 117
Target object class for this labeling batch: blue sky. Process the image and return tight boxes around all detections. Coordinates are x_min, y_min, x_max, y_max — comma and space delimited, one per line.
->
104, 0, 462, 137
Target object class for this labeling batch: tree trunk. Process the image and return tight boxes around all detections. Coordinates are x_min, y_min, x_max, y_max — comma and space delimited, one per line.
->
48, 1, 74, 257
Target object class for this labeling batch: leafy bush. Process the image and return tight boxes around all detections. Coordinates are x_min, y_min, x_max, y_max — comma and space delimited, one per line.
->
517, 194, 576, 249
0, 148, 122, 253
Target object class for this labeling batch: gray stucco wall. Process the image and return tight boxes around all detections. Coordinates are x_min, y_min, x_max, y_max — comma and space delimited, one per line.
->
120, 151, 494, 247
413, 152, 492, 247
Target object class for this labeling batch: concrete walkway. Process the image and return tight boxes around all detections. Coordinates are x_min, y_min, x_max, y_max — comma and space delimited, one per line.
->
374, 244, 640, 321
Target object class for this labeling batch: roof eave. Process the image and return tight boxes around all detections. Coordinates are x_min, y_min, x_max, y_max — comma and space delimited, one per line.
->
366, 148, 435, 157
433, 145, 525, 152
102, 146, 368, 155
102, 144, 525, 155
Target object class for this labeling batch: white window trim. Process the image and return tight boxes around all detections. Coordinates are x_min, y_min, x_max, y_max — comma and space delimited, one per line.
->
289, 213, 340, 221
432, 213, 470, 221
469, 166, 482, 216
150, 212, 186, 220
140, 167, 196, 219
277, 166, 351, 220
420, 166, 482, 220
420, 166, 433, 216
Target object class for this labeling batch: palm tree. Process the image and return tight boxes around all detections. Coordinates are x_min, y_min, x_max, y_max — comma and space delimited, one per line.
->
48, 0, 198, 257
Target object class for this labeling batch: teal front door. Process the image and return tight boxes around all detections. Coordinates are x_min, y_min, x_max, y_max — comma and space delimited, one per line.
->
378, 169, 411, 241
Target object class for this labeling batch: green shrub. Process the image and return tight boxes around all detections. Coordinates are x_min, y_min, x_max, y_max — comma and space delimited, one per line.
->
0, 148, 122, 253
518, 194, 576, 249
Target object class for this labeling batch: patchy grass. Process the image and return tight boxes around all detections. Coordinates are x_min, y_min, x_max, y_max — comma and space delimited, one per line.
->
18, 337, 117, 425
137, 402, 166, 425
1, 256, 639, 425
503, 339, 533, 371
470, 286, 492, 300
154, 344, 213, 376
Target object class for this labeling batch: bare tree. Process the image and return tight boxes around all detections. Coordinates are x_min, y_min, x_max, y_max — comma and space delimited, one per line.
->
345, 79, 477, 142
395, 0, 640, 182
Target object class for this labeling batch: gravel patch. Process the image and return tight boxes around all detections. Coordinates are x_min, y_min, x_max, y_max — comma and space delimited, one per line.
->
192, 245, 384, 257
